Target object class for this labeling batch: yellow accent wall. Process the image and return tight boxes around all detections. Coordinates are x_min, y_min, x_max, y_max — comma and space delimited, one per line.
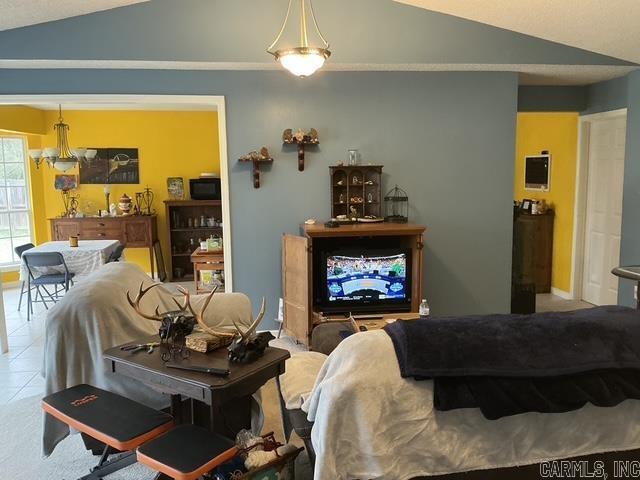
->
1, 109, 219, 281
514, 112, 579, 293
0, 106, 46, 135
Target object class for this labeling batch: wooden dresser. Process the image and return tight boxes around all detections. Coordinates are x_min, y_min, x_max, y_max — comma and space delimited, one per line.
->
49, 215, 159, 278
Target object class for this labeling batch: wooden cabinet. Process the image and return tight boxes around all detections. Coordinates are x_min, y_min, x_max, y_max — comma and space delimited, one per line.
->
49, 215, 160, 278
330, 165, 382, 219
282, 222, 426, 345
512, 211, 554, 294
164, 200, 224, 282
52, 220, 80, 240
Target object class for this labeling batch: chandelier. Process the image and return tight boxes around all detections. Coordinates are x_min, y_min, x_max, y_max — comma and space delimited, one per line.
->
267, 0, 331, 78
28, 105, 96, 172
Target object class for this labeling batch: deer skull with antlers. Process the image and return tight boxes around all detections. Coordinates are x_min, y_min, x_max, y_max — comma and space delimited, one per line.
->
227, 298, 273, 363
126, 283, 236, 360
126, 282, 271, 362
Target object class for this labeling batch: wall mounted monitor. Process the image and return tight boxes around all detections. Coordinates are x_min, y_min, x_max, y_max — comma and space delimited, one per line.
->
524, 154, 551, 191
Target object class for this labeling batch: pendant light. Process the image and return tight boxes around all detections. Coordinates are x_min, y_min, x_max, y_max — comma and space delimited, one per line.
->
267, 0, 331, 78
28, 105, 96, 172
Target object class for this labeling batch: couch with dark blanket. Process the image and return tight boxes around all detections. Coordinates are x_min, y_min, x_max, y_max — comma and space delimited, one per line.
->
384, 305, 640, 419
278, 313, 640, 479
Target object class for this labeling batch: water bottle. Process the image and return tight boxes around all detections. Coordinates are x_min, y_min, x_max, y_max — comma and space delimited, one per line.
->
419, 299, 430, 319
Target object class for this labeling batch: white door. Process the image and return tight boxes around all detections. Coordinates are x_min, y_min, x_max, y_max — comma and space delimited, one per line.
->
582, 114, 626, 305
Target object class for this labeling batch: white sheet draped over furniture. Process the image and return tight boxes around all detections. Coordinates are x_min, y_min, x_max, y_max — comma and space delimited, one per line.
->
42, 262, 258, 457
20, 240, 120, 282
302, 330, 640, 480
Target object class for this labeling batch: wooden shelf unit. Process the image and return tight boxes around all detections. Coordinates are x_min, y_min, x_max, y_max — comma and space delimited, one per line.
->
164, 200, 224, 283
282, 222, 426, 346
330, 165, 383, 219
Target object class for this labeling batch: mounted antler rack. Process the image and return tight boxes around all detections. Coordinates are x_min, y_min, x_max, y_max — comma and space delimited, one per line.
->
239, 147, 273, 188
126, 282, 235, 360
282, 128, 319, 171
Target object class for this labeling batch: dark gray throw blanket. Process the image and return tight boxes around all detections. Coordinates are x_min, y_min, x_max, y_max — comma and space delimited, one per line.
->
384, 306, 640, 419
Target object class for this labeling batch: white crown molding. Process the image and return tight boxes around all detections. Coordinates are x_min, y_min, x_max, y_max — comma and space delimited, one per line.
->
0, 59, 636, 85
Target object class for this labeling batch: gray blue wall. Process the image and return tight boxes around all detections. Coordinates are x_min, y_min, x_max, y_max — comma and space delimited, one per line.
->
0, 69, 518, 328
0, 0, 630, 67
583, 76, 629, 115
618, 71, 640, 306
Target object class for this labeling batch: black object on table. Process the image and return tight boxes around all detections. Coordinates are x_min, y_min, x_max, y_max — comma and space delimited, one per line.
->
612, 265, 640, 309
104, 335, 290, 439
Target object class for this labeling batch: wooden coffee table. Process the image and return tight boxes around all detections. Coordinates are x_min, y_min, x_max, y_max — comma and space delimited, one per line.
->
104, 336, 290, 439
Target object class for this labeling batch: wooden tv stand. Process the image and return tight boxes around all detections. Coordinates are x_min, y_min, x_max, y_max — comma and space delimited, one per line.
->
282, 222, 426, 345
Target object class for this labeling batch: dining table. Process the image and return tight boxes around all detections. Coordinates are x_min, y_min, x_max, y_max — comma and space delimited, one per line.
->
20, 239, 122, 282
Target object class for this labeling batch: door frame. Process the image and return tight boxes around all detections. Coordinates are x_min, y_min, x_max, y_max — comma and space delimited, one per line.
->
570, 108, 627, 300
0, 94, 233, 291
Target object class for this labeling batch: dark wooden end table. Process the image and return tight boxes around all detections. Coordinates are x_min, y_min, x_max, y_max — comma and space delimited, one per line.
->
104, 335, 290, 439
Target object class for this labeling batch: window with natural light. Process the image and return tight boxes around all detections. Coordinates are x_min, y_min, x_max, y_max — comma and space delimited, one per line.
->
0, 136, 33, 266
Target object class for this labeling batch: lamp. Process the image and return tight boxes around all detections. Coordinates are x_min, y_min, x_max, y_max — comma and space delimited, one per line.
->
28, 105, 97, 172
267, 0, 331, 78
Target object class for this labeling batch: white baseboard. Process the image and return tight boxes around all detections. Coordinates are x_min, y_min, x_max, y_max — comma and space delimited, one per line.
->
550, 287, 573, 300
1, 280, 20, 289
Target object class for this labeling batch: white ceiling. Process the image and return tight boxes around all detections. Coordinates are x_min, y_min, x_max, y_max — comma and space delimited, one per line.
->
395, 0, 640, 64
0, 0, 148, 31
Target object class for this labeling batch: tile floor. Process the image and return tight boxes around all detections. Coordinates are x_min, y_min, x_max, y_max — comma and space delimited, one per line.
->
0, 284, 47, 404
536, 293, 593, 312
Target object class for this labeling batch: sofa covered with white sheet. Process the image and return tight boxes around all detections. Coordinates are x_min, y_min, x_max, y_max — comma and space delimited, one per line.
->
279, 324, 640, 480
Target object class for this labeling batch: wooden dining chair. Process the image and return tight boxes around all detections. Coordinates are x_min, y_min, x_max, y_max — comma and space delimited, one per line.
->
13, 242, 35, 313
22, 252, 75, 322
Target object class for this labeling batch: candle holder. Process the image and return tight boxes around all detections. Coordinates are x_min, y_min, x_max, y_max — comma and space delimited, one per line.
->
103, 184, 111, 211
141, 186, 154, 215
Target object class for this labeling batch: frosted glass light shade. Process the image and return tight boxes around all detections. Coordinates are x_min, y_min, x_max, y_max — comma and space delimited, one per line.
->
28, 149, 42, 159
53, 160, 77, 172
85, 149, 97, 160
43, 147, 60, 158
71, 148, 87, 158
275, 47, 330, 78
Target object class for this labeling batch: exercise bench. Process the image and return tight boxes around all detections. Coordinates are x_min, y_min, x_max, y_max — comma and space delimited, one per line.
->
42, 384, 174, 480
136, 425, 239, 480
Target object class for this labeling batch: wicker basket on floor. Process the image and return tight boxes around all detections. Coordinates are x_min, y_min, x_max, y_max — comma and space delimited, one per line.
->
235, 446, 304, 480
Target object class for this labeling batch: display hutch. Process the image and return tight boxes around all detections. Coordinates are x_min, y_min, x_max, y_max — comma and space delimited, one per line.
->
282, 222, 426, 346
330, 165, 383, 219
164, 200, 224, 285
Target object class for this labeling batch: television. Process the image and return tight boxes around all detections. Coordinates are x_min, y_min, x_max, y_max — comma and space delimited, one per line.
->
524, 154, 551, 191
318, 248, 412, 313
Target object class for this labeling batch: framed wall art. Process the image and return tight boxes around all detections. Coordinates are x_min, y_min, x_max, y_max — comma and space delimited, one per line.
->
79, 148, 140, 184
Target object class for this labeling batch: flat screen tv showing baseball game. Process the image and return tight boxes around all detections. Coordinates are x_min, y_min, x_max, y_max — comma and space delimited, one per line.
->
319, 248, 412, 313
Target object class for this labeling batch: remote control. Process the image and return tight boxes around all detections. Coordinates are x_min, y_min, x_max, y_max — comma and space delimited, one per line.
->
166, 363, 230, 376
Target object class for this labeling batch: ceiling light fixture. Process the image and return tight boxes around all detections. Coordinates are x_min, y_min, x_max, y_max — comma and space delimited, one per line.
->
28, 104, 96, 172
267, 0, 331, 78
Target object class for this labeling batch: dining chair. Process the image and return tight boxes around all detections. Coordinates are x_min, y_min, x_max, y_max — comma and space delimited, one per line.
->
22, 252, 75, 322
13, 242, 35, 313
107, 243, 126, 263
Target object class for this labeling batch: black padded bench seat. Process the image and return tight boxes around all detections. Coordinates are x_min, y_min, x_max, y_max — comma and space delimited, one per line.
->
137, 425, 238, 480
42, 384, 174, 452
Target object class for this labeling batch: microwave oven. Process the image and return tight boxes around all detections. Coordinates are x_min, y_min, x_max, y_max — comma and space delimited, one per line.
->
189, 177, 221, 200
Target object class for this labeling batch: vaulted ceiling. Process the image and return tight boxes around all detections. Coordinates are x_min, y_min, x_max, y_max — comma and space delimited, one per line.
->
0, 0, 636, 85
0, 0, 149, 31
395, 0, 640, 64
